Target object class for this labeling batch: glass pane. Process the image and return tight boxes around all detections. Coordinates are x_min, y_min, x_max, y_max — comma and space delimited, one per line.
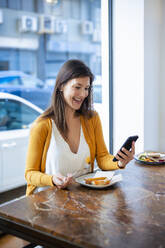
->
0, 0, 102, 112
0, 0, 105, 192
0, 99, 41, 131
0, 76, 21, 86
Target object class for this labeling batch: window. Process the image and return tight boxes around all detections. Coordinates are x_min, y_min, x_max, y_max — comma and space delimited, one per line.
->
93, 84, 102, 104
21, 76, 44, 88
0, 0, 111, 191
0, 76, 21, 86
0, 99, 40, 131
0, 0, 102, 112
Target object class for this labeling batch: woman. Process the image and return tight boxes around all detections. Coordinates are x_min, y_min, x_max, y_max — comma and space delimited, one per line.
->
25, 59, 135, 195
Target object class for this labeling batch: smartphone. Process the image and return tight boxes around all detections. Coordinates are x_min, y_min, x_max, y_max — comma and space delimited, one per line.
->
113, 135, 139, 162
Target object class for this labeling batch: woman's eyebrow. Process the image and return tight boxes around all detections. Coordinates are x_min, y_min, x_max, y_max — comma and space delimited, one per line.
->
76, 83, 90, 87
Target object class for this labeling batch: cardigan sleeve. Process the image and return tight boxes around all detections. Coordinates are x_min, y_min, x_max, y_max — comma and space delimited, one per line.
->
94, 113, 119, 170
25, 119, 54, 187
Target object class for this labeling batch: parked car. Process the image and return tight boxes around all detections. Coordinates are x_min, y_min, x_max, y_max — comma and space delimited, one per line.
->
0, 71, 52, 110
0, 92, 43, 193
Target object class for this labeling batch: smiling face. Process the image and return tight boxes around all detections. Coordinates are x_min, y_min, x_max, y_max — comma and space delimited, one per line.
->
62, 77, 90, 112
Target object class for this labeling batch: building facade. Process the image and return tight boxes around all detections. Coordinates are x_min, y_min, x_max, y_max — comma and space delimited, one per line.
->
0, 0, 101, 82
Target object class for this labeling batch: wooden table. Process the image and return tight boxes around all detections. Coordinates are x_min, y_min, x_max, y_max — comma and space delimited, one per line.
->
0, 160, 165, 248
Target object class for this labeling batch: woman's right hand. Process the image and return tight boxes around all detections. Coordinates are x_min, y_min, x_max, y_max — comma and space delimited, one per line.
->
52, 173, 73, 189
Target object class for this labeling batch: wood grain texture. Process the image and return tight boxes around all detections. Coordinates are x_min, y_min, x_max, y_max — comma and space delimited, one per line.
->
0, 160, 165, 248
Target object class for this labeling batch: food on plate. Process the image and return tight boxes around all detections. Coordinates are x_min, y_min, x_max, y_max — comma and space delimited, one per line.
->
147, 152, 161, 158
138, 152, 165, 163
84, 177, 110, 185
138, 153, 155, 162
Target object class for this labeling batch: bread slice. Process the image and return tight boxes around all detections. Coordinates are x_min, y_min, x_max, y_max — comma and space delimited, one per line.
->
147, 152, 160, 158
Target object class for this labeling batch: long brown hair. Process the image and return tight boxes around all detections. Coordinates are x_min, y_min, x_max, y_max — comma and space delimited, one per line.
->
41, 59, 94, 136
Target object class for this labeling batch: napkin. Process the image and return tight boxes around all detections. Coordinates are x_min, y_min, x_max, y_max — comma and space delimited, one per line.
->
110, 174, 123, 186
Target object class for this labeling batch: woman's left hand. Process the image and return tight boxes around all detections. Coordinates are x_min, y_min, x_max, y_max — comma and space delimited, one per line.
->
115, 141, 135, 168
52, 173, 73, 189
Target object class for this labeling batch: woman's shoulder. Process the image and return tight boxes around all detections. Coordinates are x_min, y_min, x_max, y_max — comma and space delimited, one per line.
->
31, 116, 52, 132
81, 110, 100, 124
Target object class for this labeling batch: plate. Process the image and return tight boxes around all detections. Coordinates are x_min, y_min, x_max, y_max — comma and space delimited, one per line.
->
134, 152, 165, 165
75, 171, 122, 189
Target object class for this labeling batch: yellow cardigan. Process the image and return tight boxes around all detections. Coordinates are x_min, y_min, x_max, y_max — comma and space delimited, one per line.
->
25, 113, 119, 195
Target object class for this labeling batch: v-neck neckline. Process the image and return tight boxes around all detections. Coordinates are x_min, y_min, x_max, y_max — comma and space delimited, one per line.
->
52, 120, 82, 155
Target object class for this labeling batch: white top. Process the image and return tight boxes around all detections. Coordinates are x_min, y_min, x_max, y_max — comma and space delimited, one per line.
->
45, 120, 91, 177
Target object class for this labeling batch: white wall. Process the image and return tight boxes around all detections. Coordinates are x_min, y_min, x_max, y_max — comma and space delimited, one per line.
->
113, 0, 165, 154
144, 0, 165, 152
144, 0, 162, 151
159, 0, 165, 152
113, 0, 144, 154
